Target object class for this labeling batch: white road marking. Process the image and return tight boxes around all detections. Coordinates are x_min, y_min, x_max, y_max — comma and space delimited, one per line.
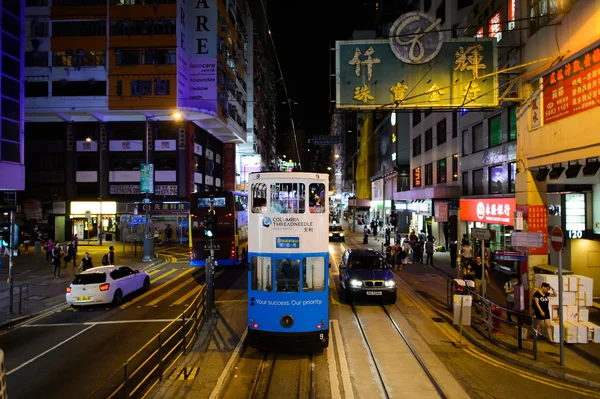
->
208, 328, 248, 399
327, 320, 342, 399
22, 319, 181, 327
332, 319, 355, 398
7, 324, 96, 376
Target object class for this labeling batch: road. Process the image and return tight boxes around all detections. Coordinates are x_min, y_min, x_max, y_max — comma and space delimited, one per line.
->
0, 245, 246, 399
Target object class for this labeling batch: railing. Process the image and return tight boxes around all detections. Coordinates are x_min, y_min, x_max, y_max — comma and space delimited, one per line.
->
0, 349, 6, 399
0, 284, 29, 316
86, 285, 206, 399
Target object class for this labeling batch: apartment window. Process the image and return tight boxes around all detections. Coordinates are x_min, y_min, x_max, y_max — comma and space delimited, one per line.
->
52, 50, 106, 67
425, 128, 433, 151
489, 114, 502, 147
452, 113, 457, 138
110, 154, 144, 171
489, 165, 504, 194
116, 50, 140, 66
462, 172, 468, 195
472, 168, 484, 195
412, 110, 421, 126
530, 0, 574, 35
437, 159, 447, 184
462, 129, 469, 155
52, 80, 106, 96
52, 21, 107, 36
437, 118, 446, 145
25, 81, 48, 97
509, 162, 517, 193
509, 106, 517, 141
412, 135, 421, 157
109, 19, 176, 36
425, 163, 433, 186
413, 167, 421, 187
154, 79, 170, 96
2, 77, 19, 101
30, 21, 49, 37
142, 49, 176, 65
472, 122, 484, 152
2, 120, 19, 142
131, 80, 152, 96
452, 154, 458, 181
155, 153, 177, 170
25, 51, 48, 67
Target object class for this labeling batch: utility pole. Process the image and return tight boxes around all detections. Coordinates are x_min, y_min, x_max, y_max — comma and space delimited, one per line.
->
142, 116, 154, 262
7, 211, 14, 314
206, 197, 216, 322
99, 140, 103, 245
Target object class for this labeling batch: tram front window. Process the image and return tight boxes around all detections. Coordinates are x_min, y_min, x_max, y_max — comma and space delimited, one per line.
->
276, 259, 300, 292
251, 256, 272, 292
303, 257, 325, 291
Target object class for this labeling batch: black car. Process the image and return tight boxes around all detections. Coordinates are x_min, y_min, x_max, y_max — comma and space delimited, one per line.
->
339, 248, 396, 303
329, 225, 345, 242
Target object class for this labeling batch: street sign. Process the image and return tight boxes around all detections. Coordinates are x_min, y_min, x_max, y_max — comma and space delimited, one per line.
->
495, 250, 527, 262
551, 226, 564, 252
140, 163, 154, 194
471, 228, 491, 240
511, 231, 544, 248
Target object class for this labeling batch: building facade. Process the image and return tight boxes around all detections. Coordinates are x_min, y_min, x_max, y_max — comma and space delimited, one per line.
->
23, 0, 253, 241
0, 0, 25, 195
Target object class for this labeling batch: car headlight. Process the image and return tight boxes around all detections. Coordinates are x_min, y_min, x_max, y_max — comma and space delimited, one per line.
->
349, 279, 362, 287
339, 233, 344, 237
384, 280, 396, 287
329, 233, 333, 237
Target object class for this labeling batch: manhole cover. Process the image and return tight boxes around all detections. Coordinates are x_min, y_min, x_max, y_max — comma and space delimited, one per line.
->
28, 295, 47, 301
431, 317, 444, 323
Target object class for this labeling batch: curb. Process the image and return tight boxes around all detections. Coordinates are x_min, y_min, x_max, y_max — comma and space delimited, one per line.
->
208, 327, 248, 399
434, 308, 600, 390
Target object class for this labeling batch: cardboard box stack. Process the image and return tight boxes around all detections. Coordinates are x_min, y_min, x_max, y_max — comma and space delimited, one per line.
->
534, 274, 597, 344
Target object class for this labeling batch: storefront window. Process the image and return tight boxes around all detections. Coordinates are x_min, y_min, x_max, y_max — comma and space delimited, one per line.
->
489, 114, 502, 147
489, 165, 504, 194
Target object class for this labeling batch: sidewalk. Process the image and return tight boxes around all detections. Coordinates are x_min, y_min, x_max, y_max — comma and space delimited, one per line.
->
0, 242, 161, 327
341, 221, 600, 388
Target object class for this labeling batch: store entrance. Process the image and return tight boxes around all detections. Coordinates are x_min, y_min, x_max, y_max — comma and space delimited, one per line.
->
72, 218, 97, 240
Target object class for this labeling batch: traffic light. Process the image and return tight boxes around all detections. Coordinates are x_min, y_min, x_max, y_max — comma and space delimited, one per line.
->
204, 211, 217, 237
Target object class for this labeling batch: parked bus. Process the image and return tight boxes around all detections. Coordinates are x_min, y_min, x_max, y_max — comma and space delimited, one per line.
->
247, 172, 329, 349
189, 191, 248, 267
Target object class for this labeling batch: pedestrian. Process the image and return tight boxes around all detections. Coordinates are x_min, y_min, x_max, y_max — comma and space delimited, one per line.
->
504, 273, 518, 322
425, 238, 434, 266
385, 244, 392, 264
23, 233, 30, 254
45, 239, 54, 263
532, 282, 556, 342
393, 243, 403, 271
372, 223, 378, 242
79, 252, 93, 272
67, 241, 76, 267
103, 245, 115, 265
461, 242, 473, 270
51, 244, 62, 278
34, 232, 43, 255
72, 233, 79, 253
402, 237, 411, 266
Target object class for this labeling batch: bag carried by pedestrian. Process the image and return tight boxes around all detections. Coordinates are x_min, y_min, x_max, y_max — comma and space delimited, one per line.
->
101, 253, 109, 265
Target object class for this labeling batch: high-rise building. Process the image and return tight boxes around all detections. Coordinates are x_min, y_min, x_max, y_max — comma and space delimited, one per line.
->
23, 0, 251, 242
0, 0, 25, 194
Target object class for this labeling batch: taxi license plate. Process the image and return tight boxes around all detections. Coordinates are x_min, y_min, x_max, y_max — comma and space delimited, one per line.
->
366, 291, 382, 296
77, 296, 91, 301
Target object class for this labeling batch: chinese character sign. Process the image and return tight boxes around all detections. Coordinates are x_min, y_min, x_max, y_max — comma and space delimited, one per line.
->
527, 205, 549, 255
459, 198, 516, 226
336, 37, 497, 110
223, 143, 236, 191
542, 45, 600, 124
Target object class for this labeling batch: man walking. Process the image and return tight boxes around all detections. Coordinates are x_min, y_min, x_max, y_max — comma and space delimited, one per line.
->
425, 238, 434, 266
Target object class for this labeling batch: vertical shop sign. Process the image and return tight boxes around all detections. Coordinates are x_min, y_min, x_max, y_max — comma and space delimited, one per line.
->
140, 163, 154, 194
527, 205, 548, 255
223, 143, 236, 191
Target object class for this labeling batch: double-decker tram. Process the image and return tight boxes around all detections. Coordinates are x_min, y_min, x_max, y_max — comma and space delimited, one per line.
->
247, 172, 329, 349
189, 191, 248, 267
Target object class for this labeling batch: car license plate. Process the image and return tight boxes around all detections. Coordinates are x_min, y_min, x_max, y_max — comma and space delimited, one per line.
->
77, 296, 91, 301
366, 291, 382, 296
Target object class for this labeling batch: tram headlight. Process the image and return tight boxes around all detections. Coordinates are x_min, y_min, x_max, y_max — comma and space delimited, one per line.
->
384, 280, 396, 287
349, 279, 362, 287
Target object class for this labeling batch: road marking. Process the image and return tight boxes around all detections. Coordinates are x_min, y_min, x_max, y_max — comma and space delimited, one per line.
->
120, 267, 194, 309
151, 268, 178, 283
22, 319, 180, 327
6, 324, 96, 376
327, 320, 342, 399
332, 319, 355, 398
145, 278, 196, 307
214, 299, 246, 303
208, 328, 248, 399
173, 284, 205, 306
148, 269, 162, 276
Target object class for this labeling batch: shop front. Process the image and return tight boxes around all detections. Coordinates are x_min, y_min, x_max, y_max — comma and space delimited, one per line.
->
137, 202, 190, 244
70, 201, 118, 242
407, 199, 432, 236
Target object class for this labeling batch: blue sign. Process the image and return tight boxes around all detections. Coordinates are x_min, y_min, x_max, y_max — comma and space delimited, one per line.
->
276, 237, 300, 249
131, 217, 147, 225
494, 250, 526, 262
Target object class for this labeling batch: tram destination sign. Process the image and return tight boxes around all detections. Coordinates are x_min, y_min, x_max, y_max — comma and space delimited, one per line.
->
335, 12, 498, 110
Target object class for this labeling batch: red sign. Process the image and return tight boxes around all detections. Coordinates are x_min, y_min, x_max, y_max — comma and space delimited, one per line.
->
508, 0, 516, 29
223, 143, 236, 191
527, 205, 548, 255
543, 46, 600, 124
475, 27, 484, 38
488, 11, 502, 41
550, 226, 564, 252
459, 198, 516, 226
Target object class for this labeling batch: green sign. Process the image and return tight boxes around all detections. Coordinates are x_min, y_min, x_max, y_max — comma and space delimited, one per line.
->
335, 38, 498, 110
140, 163, 154, 194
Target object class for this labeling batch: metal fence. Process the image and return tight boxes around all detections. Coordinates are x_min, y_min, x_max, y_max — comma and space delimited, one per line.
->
0, 284, 29, 315
0, 349, 6, 399
86, 285, 206, 399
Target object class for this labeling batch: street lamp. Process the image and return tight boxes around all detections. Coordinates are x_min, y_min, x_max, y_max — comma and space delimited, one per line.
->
86, 136, 104, 245
142, 111, 182, 262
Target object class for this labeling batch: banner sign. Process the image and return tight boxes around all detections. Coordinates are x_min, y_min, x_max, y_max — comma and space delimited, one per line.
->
312, 135, 342, 145
137, 202, 190, 213
542, 43, 600, 125
460, 198, 516, 226
223, 143, 236, 191
140, 163, 154, 194
335, 12, 498, 110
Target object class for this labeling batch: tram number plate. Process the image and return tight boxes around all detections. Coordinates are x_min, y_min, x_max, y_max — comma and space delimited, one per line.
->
366, 291, 382, 296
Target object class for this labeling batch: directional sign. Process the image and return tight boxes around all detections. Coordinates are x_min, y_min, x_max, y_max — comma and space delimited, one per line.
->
494, 250, 527, 262
471, 228, 491, 240
551, 226, 564, 252
511, 231, 544, 248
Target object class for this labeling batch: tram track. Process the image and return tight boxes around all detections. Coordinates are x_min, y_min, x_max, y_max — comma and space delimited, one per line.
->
249, 351, 314, 399
351, 303, 448, 399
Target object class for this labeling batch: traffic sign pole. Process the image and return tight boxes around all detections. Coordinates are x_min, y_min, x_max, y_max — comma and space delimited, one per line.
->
550, 226, 565, 366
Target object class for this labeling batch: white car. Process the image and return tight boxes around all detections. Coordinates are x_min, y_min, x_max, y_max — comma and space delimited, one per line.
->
66, 266, 150, 306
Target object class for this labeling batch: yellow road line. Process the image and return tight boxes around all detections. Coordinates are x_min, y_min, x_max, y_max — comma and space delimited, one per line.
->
172, 284, 204, 306
151, 268, 178, 283
146, 278, 196, 307
120, 268, 194, 309
148, 269, 162, 276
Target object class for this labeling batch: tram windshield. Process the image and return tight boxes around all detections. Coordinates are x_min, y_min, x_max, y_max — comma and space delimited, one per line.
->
276, 259, 300, 292
348, 255, 387, 270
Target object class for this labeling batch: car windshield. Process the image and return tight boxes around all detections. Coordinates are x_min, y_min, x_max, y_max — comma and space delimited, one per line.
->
72, 273, 107, 285
348, 255, 386, 270
329, 226, 343, 232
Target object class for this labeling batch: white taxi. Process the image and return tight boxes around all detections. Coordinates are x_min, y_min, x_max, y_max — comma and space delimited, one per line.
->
66, 266, 150, 306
